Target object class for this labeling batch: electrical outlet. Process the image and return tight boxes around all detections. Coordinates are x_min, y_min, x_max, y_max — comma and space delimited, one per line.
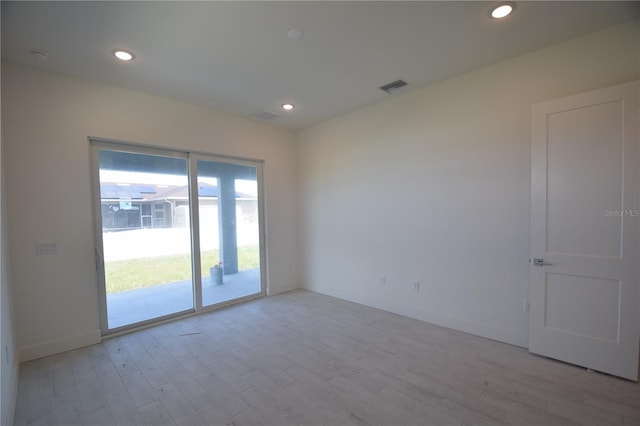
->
523, 299, 530, 313
380, 275, 386, 286
36, 242, 57, 255
412, 281, 420, 291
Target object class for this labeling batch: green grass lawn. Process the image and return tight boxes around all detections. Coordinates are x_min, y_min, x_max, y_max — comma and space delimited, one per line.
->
105, 245, 260, 293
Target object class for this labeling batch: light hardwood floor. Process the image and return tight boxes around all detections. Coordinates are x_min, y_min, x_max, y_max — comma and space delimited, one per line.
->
13, 290, 640, 426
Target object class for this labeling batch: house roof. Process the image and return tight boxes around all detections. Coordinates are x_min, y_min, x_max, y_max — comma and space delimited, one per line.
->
100, 182, 254, 202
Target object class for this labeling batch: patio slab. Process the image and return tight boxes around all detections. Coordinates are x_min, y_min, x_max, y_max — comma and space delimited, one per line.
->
106, 268, 261, 329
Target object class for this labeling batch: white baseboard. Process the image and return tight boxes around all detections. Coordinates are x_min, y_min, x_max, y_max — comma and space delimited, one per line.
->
267, 283, 300, 296
399, 301, 528, 348
306, 287, 529, 349
19, 329, 101, 362
367, 295, 528, 348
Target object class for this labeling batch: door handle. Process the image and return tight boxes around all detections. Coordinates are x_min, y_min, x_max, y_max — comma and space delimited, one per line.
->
532, 258, 553, 266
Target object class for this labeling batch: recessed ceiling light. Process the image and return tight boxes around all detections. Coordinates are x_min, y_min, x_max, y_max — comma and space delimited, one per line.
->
281, 103, 295, 111
491, 3, 514, 19
112, 49, 135, 61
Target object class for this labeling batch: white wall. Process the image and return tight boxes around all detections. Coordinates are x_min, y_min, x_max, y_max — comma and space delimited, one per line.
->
1, 170, 18, 426
1, 63, 299, 361
1, 64, 19, 426
297, 20, 640, 347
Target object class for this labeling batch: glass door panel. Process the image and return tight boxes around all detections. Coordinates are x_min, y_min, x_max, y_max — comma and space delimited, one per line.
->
197, 159, 262, 306
97, 149, 194, 330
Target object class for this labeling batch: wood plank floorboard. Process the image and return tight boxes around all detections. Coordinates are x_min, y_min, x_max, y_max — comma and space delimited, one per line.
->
13, 289, 640, 425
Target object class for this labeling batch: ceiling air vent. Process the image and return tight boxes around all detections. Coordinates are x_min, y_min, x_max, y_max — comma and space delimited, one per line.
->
252, 111, 279, 121
379, 79, 408, 94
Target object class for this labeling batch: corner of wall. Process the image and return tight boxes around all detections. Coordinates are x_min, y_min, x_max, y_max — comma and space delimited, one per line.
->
1, 55, 20, 426
0, 215, 19, 426
2, 364, 18, 426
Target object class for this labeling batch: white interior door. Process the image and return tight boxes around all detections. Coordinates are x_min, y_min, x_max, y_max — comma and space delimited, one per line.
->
530, 81, 639, 381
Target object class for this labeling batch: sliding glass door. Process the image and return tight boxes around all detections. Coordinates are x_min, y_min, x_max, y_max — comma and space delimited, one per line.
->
92, 142, 264, 334
196, 158, 262, 307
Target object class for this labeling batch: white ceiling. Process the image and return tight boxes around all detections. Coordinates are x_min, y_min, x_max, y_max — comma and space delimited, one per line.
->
2, 1, 638, 129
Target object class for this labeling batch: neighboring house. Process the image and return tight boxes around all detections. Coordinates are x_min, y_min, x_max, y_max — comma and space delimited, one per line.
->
100, 182, 256, 231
